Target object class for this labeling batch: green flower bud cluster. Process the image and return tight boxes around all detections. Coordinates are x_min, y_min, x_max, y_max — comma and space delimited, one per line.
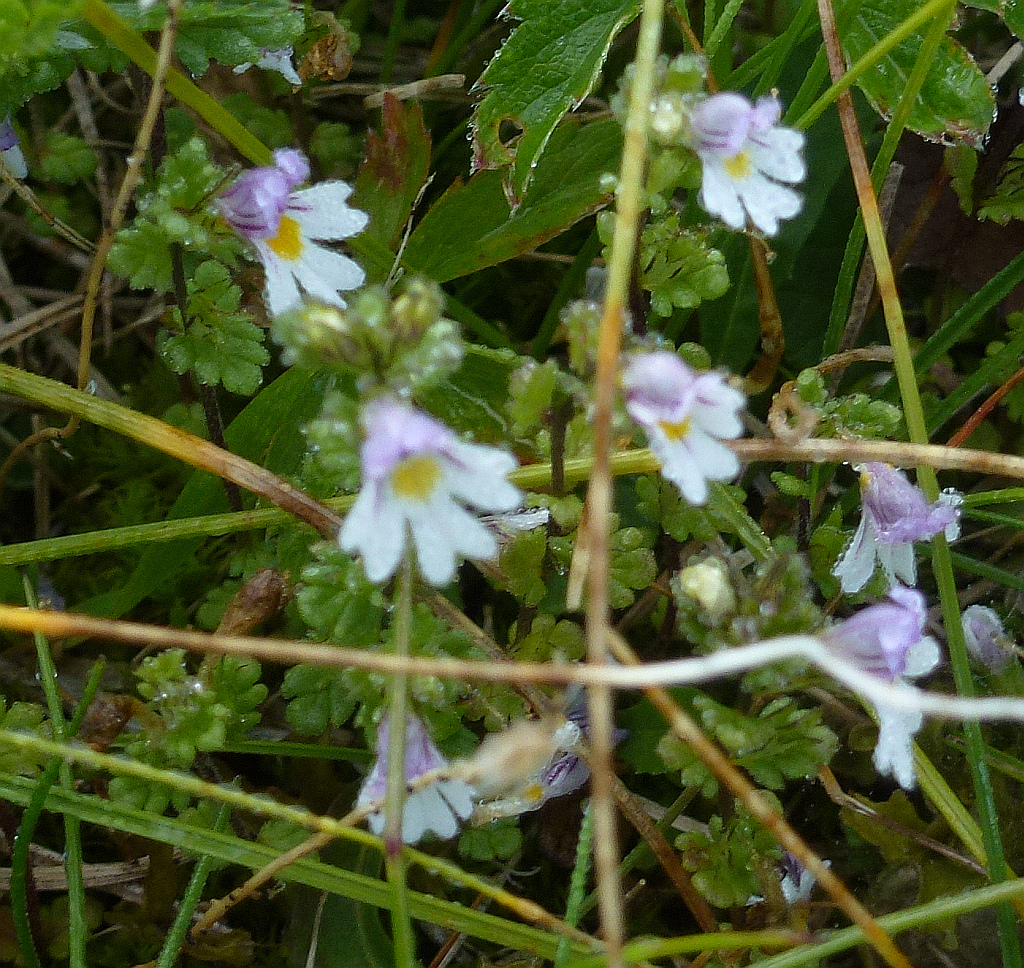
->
272, 277, 464, 395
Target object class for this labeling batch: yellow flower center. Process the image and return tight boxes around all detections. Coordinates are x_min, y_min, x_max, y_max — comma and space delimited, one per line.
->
391, 454, 442, 502
266, 215, 304, 261
658, 418, 691, 441
723, 150, 752, 181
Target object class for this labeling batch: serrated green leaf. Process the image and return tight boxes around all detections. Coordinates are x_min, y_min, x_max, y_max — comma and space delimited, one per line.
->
158, 260, 269, 394
471, 0, 638, 203
405, 119, 620, 282
838, 0, 993, 146
37, 131, 96, 183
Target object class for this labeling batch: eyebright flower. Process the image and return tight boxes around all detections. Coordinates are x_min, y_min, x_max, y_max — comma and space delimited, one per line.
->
823, 585, 940, 789
339, 396, 522, 586
962, 605, 1015, 675
833, 463, 961, 594
234, 48, 302, 86
356, 713, 477, 844
0, 116, 26, 179
622, 350, 745, 505
688, 92, 805, 236
217, 148, 367, 317
462, 697, 626, 821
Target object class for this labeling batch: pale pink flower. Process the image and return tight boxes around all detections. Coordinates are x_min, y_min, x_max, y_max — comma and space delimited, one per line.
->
823, 586, 940, 788
689, 92, 805, 236
622, 351, 745, 505
339, 397, 521, 586
833, 463, 961, 594
357, 713, 476, 844
217, 148, 366, 317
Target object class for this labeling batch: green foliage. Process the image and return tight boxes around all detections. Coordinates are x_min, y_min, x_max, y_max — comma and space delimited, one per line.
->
984, 313, 1024, 422
837, 0, 994, 147
500, 528, 549, 607
673, 543, 823, 651
980, 142, 1024, 224
302, 386, 362, 494
37, 131, 96, 184
111, 650, 267, 812
273, 279, 464, 397
551, 515, 656, 609
296, 542, 384, 649
0, 698, 48, 774
471, 0, 639, 202
159, 260, 269, 394
791, 368, 903, 439
220, 93, 294, 150
510, 613, 586, 662
657, 694, 838, 797
675, 802, 783, 908
123, 0, 303, 75
459, 818, 524, 862
108, 138, 239, 294
405, 120, 621, 281
636, 475, 753, 547
625, 213, 730, 318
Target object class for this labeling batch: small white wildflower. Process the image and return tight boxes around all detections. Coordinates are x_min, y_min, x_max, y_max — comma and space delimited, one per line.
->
688, 92, 805, 236
217, 148, 367, 317
339, 396, 522, 586
833, 463, 961, 594
823, 586, 940, 789
357, 712, 476, 844
621, 350, 745, 505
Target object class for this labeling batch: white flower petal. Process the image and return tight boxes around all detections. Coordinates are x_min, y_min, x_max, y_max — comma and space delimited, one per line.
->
877, 540, 916, 588
650, 432, 711, 505
699, 162, 746, 229
903, 636, 940, 679
288, 183, 368, 240
833, 513, 877, 594
290, 242, 365, 306
340, 487, 407, 583
750, 127, 806, 182
873, 703, 922, 789
738, 175, 802, 236
255, 244, 303, 316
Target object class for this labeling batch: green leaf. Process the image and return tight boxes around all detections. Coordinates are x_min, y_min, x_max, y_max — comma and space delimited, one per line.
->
37, 131, 96, 184
657, 694, 837, 795
471, 0, 638, 203
838, 0, 994, 147
116, 0, 303, 75
159, 260, 269, 395
353, 94, 432, 251
405, 119, 621, 282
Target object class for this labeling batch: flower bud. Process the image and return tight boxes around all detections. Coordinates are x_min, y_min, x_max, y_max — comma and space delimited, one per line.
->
962, 605, 1015, 675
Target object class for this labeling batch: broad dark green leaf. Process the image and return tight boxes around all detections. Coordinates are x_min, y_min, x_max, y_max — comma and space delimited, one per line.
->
838, 0, 993, 147
471, 0, 638, 203
405, 119, 620, 282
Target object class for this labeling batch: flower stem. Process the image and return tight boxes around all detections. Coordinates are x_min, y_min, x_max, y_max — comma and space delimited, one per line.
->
384, 555, 416, 967
585, 0, 665, 963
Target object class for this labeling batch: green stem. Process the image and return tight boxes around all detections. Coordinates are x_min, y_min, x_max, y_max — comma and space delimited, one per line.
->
384, 556, 415, 967
81, 0, 272, 165
555, 802, 595, 968
155, 805, 231, 968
